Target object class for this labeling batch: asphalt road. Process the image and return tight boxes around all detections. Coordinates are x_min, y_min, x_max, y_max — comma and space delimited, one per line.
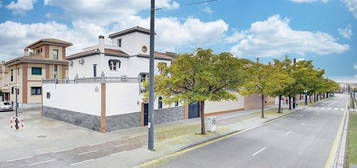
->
158, 95, 348, 168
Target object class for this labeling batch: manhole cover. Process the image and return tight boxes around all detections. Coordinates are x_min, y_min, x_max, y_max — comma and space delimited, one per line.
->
37, 135, 46, 138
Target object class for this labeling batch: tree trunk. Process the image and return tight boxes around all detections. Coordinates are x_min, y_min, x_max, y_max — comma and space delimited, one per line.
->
288, 96, 292, 110
292, 96, 296, 109
261, 94, 265, 118
317, 94, 319, 101
278, 95, 282, 113
309, 95, 312, 103
327, 92, 329, 98
305, 93, 308, 105
314, 94, 316, 102
200, 101, 206, 135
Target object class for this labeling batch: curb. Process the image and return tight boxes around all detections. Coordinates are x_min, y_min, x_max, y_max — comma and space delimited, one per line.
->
325, 96, 349, 168
136, 106, 305, 167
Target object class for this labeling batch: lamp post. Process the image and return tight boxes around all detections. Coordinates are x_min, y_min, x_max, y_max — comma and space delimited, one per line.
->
147, 0, 218, 151
148, 0, 155, 151
15, 87, 19, 130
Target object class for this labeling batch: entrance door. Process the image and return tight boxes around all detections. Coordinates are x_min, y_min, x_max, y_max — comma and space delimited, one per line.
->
188, 102, 200, 119
143, 103, 149, 126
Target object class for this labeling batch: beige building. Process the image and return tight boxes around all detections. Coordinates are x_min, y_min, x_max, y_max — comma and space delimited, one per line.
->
4, 38, 72, 105
0, 61, 10, 101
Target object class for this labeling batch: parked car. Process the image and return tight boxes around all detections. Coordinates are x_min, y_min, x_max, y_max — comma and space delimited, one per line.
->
0, 102, 13, 112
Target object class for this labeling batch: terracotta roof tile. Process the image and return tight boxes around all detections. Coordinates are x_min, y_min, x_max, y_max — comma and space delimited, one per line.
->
66, 48, 129, 60
5, 54, 68, 66
26, 38, 73, 49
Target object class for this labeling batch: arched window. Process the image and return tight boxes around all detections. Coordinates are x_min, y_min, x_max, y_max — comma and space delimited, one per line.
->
108, 59, 121, 71
158, 97, 163, 109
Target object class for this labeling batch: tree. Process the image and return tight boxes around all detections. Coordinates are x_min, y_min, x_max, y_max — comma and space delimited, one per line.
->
240, 62, 289, 118
271, 58, 295, 113
154, 49, 247, 135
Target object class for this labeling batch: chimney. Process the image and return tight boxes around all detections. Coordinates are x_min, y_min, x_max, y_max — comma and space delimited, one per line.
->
24, 48, 29, 56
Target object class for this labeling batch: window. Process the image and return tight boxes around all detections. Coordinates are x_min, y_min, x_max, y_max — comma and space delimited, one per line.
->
53, 49, 59, 60
158, 97, 163, 109
93, 64, 97, 77
31, 67, 42, 75
54, 65, 58, 79
11, 87, 14, 94
11, 70, 13, 81
108, 59, 121, 71
31, 87, 42, 95
46, 92, 51, 99
140, 73, 148, 82
118, 39, 122, 47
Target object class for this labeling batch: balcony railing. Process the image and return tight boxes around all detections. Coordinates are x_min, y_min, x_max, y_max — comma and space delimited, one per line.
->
43, 76, 139, 84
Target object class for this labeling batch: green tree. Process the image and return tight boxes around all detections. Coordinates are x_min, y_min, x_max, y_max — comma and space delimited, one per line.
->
240, 62, 289, 118
271, 58, 295, 113
154, 49, 247, 135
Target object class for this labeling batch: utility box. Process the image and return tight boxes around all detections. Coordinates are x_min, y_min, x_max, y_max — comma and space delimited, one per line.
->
208, 116, 216, 132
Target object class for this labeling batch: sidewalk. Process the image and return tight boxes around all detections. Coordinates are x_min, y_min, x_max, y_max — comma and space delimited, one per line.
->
73, 105, 303, 168
0, 104, 303, 168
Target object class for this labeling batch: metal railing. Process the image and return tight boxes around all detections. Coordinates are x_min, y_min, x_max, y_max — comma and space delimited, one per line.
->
43, 76, 140, 84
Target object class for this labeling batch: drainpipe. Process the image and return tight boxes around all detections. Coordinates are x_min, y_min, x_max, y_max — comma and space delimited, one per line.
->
98, 35, 105, 76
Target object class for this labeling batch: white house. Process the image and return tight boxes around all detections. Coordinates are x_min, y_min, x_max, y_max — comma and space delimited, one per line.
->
42, 26, 275, 133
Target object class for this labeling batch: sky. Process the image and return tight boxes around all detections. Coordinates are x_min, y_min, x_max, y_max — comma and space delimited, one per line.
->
0, 0, 356, 82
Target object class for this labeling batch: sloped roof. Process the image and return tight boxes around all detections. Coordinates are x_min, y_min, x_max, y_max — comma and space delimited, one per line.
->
4, 55, 68, 66
26, 38, 73, 49
136, 52, 176, 61
108, 26, 151, 38
66, 48, 129, 60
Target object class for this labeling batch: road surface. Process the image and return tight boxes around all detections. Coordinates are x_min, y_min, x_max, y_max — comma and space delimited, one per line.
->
158, 95, 347, 168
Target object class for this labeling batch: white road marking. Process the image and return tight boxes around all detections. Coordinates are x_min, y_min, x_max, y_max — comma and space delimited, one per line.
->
78, 150, 97, 155
70, 159, 94, 166
28, 159, 55, 167
334, 108, 338, 110
6, 156, 32, 162
327, 107, 332, 110
340, 108, 345, 111
321, 107, 325, 110
252, 147, 266, 156
301, 122, 305, 125
285, 131, 292, 135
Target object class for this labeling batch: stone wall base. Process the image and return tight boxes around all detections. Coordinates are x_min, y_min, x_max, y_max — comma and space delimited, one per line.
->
43, 106, 184, 132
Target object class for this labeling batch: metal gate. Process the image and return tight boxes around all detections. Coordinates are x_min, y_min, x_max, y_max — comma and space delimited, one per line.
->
188, 102, 200, 119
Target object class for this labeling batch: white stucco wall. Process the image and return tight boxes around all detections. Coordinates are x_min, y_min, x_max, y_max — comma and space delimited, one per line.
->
111, 32, 150, 56
43, 83, 101, 116
106, 83, 141, 116
204, 93, 245, 114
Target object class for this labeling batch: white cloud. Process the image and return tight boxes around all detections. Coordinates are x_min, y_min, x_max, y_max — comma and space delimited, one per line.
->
229, 15, 349, 57
0, 21, 102, 60
0, 0, 3, 8
0, 15, 228, 60
343, 0, 357, 19
202, 6, 213, 15
338, 24, 353, 39
354, 64, 357, 70
44, 0, 179, 25
6, 0, 36, 14
290, 0, 329, 3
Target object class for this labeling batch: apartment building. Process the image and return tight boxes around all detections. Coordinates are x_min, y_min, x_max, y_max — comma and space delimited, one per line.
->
0, 62, 10, 101
5, 38, 72, 106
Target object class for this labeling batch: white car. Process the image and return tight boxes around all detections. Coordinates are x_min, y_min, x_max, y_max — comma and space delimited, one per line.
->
0, 102, 13, 112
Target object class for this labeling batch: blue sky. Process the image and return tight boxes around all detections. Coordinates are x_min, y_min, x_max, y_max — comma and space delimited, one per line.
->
0, 0, 356, 82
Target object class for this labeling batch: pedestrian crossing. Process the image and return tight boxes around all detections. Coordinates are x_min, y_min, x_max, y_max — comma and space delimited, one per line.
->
305, 106, 346, 111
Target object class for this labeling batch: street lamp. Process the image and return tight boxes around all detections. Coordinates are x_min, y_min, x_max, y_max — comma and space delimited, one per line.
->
147, 0, 218, 151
